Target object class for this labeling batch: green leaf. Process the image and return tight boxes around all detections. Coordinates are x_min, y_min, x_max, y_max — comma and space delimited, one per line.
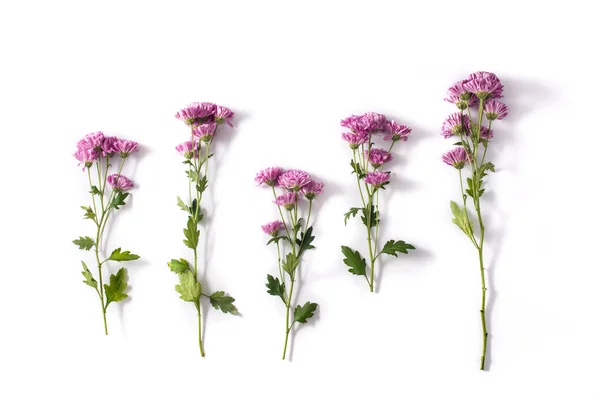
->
450, 201, 473, 236
108, 248, 140, 262
177, 196, 188, 212
104, 268, 128, 307
110, 192, 129, 210
167, 258, 190, 274
266, 236, 290, 246
196, 176, 208, 194
341, 246, 366, 276
73, 236, 95, 250
296, 226, 315, 256
175, 270, 201, 303
183, 216, 199, 249
360, 206, 379, 228
89, 186, 101, 195
209, 291, 238, 315
81, 261, 98, 290
344, 207, 361, 225
282, 253, 299, 276
379, 240, 416, 257
293, 301, 318, 324
186, 169, 199, 183
265, 274, 286, 303
80, 206, 96, 220
350, 160, 365, 178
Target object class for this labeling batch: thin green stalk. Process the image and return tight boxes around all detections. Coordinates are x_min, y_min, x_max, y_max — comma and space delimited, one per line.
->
197, 301, 205, 357
366, 192, 375, 292
272, 187, 292, 240
87, 168, 98, 219
353, 150, 367, 208
373, 188, 380, 263
94, 217, 108, 335
304, 200, 313, 233
282, 200, 300, 360
276, 241, 283, 282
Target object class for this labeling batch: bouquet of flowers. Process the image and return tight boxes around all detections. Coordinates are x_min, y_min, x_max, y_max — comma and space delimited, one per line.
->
256, 167, 323, 359
73, 131, 140, 334
167, 102, 238, 356
339, 112, 415, 292
441, 71, 508, 370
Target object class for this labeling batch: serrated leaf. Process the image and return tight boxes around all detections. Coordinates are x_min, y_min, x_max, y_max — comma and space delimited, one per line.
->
183, 216, 199, 249
196, 176, 208, 194
110, 191, 129, 210
167, 258, 189, 273
104, 268, 128, 307
177, 196, 188, 212
360, 206, 379, 228
266, 236, 291, 246
450, 201, 473, 236
294, 301, 318, 324
479, 162, 495, 174
282, 253, 299, 276
108, 248, 140, 262
265, 274, 286, 303
209, 291, 238, 315
344, 207, 361, 226
296, 226, 315, 256
80, 206, 96, 220
379, 240, 416, 257
81, 261, 98, 290
175, 270, 201, 304
350, 159, 365, 178
186, 169, 199, 183
341, 246, 366, 276
89, 186, 101, 195
73, 236, 95, 250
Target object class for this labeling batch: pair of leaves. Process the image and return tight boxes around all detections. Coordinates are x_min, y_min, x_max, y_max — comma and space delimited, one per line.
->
209, 291, 238, 315
282, 253, 299, 276
379, 240, 416, 257
110, 192, 129, 210
183, 217, 200, 249
341, 246, 366, 276
266, 274, 286, 303
350, 160, 365, 179
177, 198, 205, 222
104, 267, 129, 308
450, 201, 473, 237
266, 235, 291, 246
175, 270, 201, 304
360, 206, 379, 228
196, 176, 208, 194
81, 261, 98, 290
294, 301, 318, 324
73, 236, 95, 250
108, 248, 140, 262
296, 226, 315, 256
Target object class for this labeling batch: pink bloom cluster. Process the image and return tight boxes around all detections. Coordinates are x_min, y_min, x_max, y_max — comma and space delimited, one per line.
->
365, 148, 392, 168
175, 102, 234, 128
107, 174, 134, 191
444, 71, 506, 108
364, 171, 390, 188
262, 220, 285, 237
341, 112, 412, 146
74, 131, 139, 169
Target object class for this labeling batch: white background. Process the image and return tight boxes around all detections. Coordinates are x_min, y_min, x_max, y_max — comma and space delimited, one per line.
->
1, 0, 599, 398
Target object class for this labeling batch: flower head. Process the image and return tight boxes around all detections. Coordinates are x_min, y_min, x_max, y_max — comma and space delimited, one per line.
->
261, 220, 285, 237
277, 169, 311, 191
444, 80, 478, 110
74, 148, 99, 170
255, 167, 283, 186
77, 131, 105, 152
441, 112, 470, 138
484, 99, 509, 120
383, 121, 411, 141
464, 71, 503, 100
300, 181, 324, 200
101, 136, 118, 157
176, 141, 199, 159
365, 148, 392, 168
214, 105, 234, 126
114, 139, 139, 158
175, 102, 216, 126
341, 112, 387, 134
107, 174, 134, 191
193, 123, 217, 142
274, 192, 297, 211
341, 131, 369, 149
364, 171, 390, 188
442, 147, 469, 170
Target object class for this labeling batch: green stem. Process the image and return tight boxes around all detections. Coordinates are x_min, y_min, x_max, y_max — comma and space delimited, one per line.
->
276, 241, 283, 282
304, 200, 312, 232
197, 302, 205, 357
366, 192, 375, 292
477, 246, 488, 370
272, 186, 292, 241
95, 218, 108, 335
87, 168, 98, 219
353, 150, 367, 208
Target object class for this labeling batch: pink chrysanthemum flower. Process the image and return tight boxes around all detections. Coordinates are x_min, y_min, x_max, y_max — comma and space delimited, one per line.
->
175, 102, 216, 126
77, 131, 105, 152
300, 181, 324, 200
341, 131, 369, 149
114, 139, 139, 158
255, 167, 283, 187
341, 112, 387, 134
442, 147, 469, 170
464, 71, 504, 100
100, 136, 118, 157
193, 123, 217, 142
364, 171, 390, 188
261, 220, 285, 237
74, 148, 99, 170
215, 105, 234, 126
274, 192, 298, 211
365, 148, 392, 168
277, 169, 311, 191
441, 112, 470, 138
444, 80, 478, 110
176, 141, 199, 159
107, 174, 134, 191
383, 121, 411, 141
484, 99, 509, 121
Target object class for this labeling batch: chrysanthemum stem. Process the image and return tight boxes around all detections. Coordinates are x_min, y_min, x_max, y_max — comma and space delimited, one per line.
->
353, 150, 367, 208
366, 192, 375, 292
197, 300, 205, 357
272, 187, 292, 240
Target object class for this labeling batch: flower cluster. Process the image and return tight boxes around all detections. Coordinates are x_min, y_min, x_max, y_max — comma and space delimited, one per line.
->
340, 112, 415, 293
256, 166, 323, 359
168, 102, 237, 357
72, 131, 140, 335
441, 72, 508, 370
